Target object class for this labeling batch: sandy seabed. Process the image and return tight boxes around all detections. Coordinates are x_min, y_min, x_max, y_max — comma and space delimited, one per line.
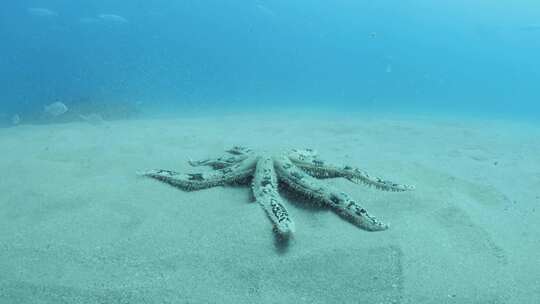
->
0, 112, 539, 303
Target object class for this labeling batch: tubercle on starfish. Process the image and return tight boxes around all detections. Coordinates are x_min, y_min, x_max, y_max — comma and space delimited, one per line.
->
140, 146, 414, 239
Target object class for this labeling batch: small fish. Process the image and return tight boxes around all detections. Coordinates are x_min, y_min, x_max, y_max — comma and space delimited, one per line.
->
256, 4, 276, 18
385, 64, 393, 73
11, 114, 21, 125
79, 113, 105, 125
519, 24, 540, 31
98, 14, 129, 24
79, 17, 100, 24
28, 7, 58, 17
44, 101, 68, 117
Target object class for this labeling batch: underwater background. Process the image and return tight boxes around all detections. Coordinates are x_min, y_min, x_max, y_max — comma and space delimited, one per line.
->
2, 1, 540, 303
1, 0, 539, 120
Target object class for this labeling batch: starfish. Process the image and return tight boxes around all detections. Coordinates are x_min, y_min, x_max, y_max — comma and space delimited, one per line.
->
140, 146, 414, 239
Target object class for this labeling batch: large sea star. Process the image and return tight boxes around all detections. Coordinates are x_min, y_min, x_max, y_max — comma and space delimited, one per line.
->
140, 146, 414, 239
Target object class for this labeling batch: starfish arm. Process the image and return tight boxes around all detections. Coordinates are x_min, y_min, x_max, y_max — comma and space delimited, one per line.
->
188, 154, 250, 169
140, 156, 258, 191
288, 149, 414, 192
226, 146, 253, 155
252, 156, 295, 237
275, 156, 388, 231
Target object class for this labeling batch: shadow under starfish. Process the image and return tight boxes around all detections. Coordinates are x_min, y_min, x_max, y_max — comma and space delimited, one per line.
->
139, 146, 414, 240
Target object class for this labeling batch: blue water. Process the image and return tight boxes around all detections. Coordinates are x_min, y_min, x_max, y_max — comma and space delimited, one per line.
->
1, 0, 539, 120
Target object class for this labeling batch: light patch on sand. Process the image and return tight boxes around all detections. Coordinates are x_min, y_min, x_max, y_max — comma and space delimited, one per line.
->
79, 113, 105, 125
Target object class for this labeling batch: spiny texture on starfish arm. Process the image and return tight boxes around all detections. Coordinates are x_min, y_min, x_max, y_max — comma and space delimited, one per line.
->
288, 149, 415, 192
253, 155, 295, 236
140, 146, 414, 238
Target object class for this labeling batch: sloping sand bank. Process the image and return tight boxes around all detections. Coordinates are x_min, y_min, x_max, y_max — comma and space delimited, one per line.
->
1, 113, 539, 303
